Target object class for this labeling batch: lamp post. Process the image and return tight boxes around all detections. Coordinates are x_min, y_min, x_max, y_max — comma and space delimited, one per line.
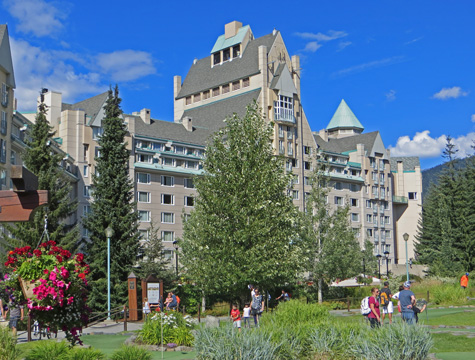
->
172, 240, 179, 276
384, 250, 390, 277
403, 233, 410, 282
105, 226, 114, 320
376, 254, 382, 279
362, 251, 366, 280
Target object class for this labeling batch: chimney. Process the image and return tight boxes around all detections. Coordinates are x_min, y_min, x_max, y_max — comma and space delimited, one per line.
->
140, 108, 151, 124
225, 21, 242, 39
319, 129, 328, 142
183, 116, 193, 132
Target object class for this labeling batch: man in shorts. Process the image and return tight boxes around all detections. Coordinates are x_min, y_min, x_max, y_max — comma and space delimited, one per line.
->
399, 281, 416, 324
380, 281, 393, 324
8, 301, 24, 337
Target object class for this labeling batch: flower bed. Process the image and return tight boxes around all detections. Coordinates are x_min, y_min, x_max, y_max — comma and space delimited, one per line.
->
1, 241, 90, 345
138, 312, 194, 347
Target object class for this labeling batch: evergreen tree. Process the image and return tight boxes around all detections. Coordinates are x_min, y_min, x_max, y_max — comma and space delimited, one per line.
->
180, 101, 304, 302
83, 86, 140, 312
303, 150, 363, 302
2, 100, 78, 254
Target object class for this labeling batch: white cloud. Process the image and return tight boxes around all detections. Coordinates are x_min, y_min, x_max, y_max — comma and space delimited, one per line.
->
3, 0, 67, 37
96, 50, 156, 82
471, 114, 475, 123
332, 56, 405, 78
432, 86, 469, 100
389, 130, 475, 159
295, 30, 348, 53
385, 90, 396, 101
337, 41, 352, 51
404, 36, 424, 45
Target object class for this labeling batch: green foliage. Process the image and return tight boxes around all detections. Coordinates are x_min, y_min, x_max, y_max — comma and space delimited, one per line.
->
24, 340, 69, 360
83, 86, 140, 312
2, 98, 79, 261
110, 345, 152, 360
139, 311, 194, 346
175, 282, 201, 314
309, 321, 363, 359
181, 101, 304, 300
194, 326, 281, 360
67, 347, 105, 360
0, 326, 19, 360
430, 283, 468, 305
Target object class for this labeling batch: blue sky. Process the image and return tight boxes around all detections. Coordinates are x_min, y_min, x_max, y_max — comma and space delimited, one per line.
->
2, 0, 474, 169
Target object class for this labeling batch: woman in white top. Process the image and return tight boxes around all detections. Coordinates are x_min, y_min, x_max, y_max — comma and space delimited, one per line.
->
143, 297, 151, 320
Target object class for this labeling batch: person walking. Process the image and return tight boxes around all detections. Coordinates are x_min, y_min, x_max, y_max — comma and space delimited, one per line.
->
8, 300, 23, 337
368, 287, 381, 328
399, 281, 416, 324
461, 273, 469, 289
251, 288, 264, 327
242, 303, 251, 328
276, 290, 290, 302
143, 297, 150, 320
230, 304, 241, 332
380, 281, 393, 324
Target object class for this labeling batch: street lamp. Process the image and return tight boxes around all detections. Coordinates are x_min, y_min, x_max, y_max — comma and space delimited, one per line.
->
376, 254, 382, 279
403, 233, 410, 282
361, 251, 366, 280
384, 250, 390, 277
172, 240, 179, 276
105, 226, 114, 320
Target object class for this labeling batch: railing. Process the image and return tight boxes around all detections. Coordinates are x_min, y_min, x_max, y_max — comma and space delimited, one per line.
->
274, 108, 295, 123
393, 195, 408, 204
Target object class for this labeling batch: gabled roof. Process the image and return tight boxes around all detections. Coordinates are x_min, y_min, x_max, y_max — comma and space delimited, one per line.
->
135, 89, 261, 147
177, 33, 277, 99
314, 131, 388, 159
326, 99, 364, 131
390, 157, 420, 172
269, 63, 297, 98
211, 25, 251, 54
62, 91, 108, 126
0, 24, 16, 88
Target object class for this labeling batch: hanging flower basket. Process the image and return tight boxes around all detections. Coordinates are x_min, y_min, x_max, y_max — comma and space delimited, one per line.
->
19, 277, 36, 299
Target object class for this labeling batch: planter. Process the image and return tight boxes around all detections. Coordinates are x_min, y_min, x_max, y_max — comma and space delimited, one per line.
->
19, 277, 36, 299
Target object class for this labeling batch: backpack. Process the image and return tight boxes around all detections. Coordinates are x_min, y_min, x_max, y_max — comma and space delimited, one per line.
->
360, 296, 371, 316
380, 289, 390, 308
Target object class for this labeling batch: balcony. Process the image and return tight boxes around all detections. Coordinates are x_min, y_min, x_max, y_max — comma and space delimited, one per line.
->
393, 195, 408, 204
274, 107, 295, 124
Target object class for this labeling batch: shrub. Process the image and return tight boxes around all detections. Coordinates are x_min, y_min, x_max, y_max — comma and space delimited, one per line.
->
194, 325, 281, 360
138, 311, 194, 346
430, 283, 468, 305
110, 345, 152, 360
24, 340, 69, 360
67, 347, 105, 360
309, 321, 363, 359
0, 326, 19, 360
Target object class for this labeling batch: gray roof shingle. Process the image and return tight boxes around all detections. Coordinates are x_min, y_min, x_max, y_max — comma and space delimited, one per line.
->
177, 33, 276, 99
390, 157, 420, 172
314, 131, 380, 154
62, 92, 108, 121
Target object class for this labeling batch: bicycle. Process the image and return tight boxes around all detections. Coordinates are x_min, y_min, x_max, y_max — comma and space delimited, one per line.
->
32, 320, 52, 340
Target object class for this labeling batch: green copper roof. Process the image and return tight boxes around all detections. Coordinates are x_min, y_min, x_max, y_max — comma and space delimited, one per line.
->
211, 25, 250, 54
326, 99, 364, 131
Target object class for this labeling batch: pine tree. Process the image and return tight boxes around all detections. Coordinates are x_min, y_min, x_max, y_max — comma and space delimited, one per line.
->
303, 150, 363, 302
180, 101, 304, 302
83, 86, 140, 312
2, 100, 78, 254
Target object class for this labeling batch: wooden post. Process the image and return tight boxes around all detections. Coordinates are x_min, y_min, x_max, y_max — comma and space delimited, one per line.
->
27, 314, 31, 342
127, 273, 138, 321
198, 303, 201, 323
123, 305, 127, 332
347, 296, 350, 311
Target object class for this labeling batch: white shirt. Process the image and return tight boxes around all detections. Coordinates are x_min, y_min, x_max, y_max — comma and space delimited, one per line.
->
243, 307, 251, 317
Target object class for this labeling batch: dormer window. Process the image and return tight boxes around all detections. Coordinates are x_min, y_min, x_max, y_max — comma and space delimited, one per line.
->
223, 48, 231, 61
213, 52, 221, 65
232, 45, 241, 58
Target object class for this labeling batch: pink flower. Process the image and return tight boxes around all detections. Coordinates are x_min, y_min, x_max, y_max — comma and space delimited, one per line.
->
56, 280, 65, 288
49, 272, 57, 281
60, 267, 69, 279
67, 296, 74, 305
43, 269, 49, 275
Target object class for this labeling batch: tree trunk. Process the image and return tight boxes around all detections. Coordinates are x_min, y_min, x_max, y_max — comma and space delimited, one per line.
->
201, 292, 206, 313
318, 278, 323, 303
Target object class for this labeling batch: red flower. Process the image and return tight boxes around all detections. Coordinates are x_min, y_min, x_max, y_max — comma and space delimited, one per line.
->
33, 249, 42, 257
56, 255, 63, 263
78, 273, 85, 279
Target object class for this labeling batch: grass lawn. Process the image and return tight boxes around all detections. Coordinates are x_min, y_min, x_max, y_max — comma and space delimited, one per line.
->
431, 333, 475, 360
419, 308, 475, 326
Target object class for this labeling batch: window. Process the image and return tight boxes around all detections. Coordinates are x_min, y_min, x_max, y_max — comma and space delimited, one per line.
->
287, 127, 293, 140
175, 146, 185, 154
232, 45, 240, 58
184, 196, 194, 207
372, 172, 378, 181
138, 211, 150, 222
212, 87, 220, 97
380, 173, 385, 182
161, 212, 175, 224
291, 158, 298, 168
161, 176, 174, 186
370, 158, 376, 168
287, 142, 293, 156
222, 84, 230, 94
162, 194, 174, 205
84, 186, 91, 198
10, 150, 16, 165
162, 231, 174, 242
83, 205, 91, 215
162, 157, 174, 166
232, 81, 240, 91
304, 146, 312, 155
223, 48, 230, 61
352, 228, 360, 237
366, 200, 372, 208
138, 191, 151, 203
242, 77, 250, 87
203, 90, 210, 100
213, 52, 221, 65
350, 198, 359, 207
82, 227, 89, 238
408, 192, 418, 200
193, 93, 201, 102
351, 213, 359, 222
0, 111, 6, 135
334, 182, 342, 190
139, 229, 149, 241
137, 154, 152, 163
367, 229, 373, 237
137, 173, 151, 184
92, 127, 104, 140
304, 177, 310, 185
350, 184, 359, 192
1, 83, 8, 107
379, 159, 384, 170
372, 186, 378, 196
385, 216, 390, 224
274, 95, 294, 122
279, 140, 284, 154
184, 178, 194, 188
278, 125, 284, 138
164, 250, 173, 260
292, 175, 299, 185
366, 214, 373, 223
95, 147, 101, 158
385, 230, 391, 239
185, 96, 192, 105
380, 187, 385, 198
304, 162, 311, 170
83, 165, 88, 177
292, 190, 299, 200
334, 196, 343, 206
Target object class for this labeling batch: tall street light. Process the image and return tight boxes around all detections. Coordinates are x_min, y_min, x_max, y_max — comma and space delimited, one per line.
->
173, 240, 179, 276
105, 226, 114, 320
362, 250, 366, 280
403, 233, 410, 282
384, 250, 390, 277
376, 254, 382, 279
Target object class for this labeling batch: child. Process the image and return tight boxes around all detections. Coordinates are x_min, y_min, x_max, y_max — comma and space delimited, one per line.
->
143, 297, 150, 320
242, 303, 251, 328
230, 304, 241, 331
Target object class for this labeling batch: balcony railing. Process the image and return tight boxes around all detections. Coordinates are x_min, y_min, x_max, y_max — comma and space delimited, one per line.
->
393, 195, 408, 204
274, 108, 295, 123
